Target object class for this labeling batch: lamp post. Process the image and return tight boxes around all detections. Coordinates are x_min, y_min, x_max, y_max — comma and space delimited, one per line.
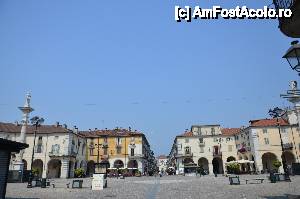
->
27, 116, 44, 188
268, 107, 290, 180
283, 40, 300, 75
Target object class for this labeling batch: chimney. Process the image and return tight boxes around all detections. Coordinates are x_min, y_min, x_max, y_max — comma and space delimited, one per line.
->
129, 126, 132, 132
63, 124, 67, 129
55, 122, 60, 127
89, 128, 91, 132
95, 128, 98, 131
15, 121, 19, 126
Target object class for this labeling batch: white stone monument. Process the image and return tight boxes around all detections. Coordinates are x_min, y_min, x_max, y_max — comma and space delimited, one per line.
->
91, 174, 104, 190
13, 93, 34, 171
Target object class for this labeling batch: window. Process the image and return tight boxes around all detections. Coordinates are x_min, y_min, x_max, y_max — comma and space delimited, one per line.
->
235, 135, 239, 140
185, 138, 189, 143
213, 138, 218, 142
36, 136, 43, 153
200, 146, 204, 153
103, 148, 107, 155
228, 145, 233, 152
116, 137, 122, 145
199, 138, 204, 143
226, 137, 231, 141
263, 129, 268, 134
264, 138, 269, 145
281, 128, 287, 134
185, 146, 191, 155
51, 144, 60, 154
103, 137, 108, 143
90, 148, 94, 156
131, 137, 135, 142
117, 147, 121, 154
54, 136, 59, 140
131, 148, 134, 156
211, 128, 215, 135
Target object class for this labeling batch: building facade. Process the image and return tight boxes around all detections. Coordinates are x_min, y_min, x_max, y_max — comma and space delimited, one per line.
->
168, 119, 300, 175
168, 125, 239, 175
0, 122, 86, 179
80, 128, 156, 176
157, 155, 168, 173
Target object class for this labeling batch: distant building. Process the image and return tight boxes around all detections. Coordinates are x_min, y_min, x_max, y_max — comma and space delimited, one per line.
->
0, 122, 86, 178
80, 128, 155, 176
157, 155, 168, 172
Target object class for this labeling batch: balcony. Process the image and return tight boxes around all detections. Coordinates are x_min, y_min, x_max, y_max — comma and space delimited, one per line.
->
128, 154, 144, 159
273, 0, 300, 38
102, 142, 108, 148
49, 151, 62, 157
283, 142, 293, 150
175, 152, 193, 158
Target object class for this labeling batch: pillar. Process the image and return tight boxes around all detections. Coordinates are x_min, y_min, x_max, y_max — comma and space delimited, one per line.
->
60, 159, 69, 178
208, 163, 214, 175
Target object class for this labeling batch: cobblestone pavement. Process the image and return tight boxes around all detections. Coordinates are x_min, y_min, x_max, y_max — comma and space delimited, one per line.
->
5, 175, 300, 199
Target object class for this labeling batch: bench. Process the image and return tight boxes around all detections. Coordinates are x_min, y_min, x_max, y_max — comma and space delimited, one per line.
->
245, 178, 264, 184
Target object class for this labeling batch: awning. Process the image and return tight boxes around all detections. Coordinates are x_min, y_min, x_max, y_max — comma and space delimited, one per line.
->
225, 159, 254, 164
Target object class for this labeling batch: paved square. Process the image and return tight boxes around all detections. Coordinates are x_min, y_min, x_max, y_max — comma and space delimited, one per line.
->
5, 175, 300, 199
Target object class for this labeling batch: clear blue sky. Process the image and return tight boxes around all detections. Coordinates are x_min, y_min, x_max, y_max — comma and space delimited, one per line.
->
0, 0, 297, 155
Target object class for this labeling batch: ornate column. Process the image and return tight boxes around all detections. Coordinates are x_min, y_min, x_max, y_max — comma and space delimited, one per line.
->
13, 93, 34, 171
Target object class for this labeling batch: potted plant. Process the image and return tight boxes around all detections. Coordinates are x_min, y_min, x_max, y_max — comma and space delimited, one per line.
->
74, 168, 85, 178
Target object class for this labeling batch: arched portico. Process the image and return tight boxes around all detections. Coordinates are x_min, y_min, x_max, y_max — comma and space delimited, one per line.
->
262, 152, 278, 172
86, 160, 95, 176
47, 159, 61, 178
212, 157, 223, 174
32, 159, 43, 178
198, 157, 209, 172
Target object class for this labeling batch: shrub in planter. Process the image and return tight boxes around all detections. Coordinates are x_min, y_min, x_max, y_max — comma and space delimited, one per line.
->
135, 170, 141, 177
227, 162, 240, 174
74, 168, 85, 178
272, 160, 282, 172
32, 168, 40, 177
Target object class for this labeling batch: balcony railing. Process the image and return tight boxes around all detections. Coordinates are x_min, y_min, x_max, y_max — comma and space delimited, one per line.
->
175, 152, 193, 158
283, 143, 293, 150
273, 0, 295, 9
198, 141, 205, 146
49, 151, 61, 156
128, 154, 144, 159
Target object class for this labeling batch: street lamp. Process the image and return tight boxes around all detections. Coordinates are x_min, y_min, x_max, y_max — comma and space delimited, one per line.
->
283, 40, 300, 75
268, 107, 290, 181
27, 116, 44, 188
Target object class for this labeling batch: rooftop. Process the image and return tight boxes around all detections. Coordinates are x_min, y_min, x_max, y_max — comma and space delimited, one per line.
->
249, 118, 289, 127
0, 122, 71, 134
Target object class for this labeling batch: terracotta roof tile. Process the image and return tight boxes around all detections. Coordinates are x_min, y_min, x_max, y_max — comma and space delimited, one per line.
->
0, 122, 71, 134
250, 118, 289, 127
221, 128, 240, 136
157, 155, 168, 159
79, 129, 144, 138
177, 131, 193, 137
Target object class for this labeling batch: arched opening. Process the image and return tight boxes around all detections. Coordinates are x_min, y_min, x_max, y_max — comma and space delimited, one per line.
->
86, 160, 95, 176
183, 158, 194, 165
212, 157, 223, 174
114, 160, 124, 168
227, 156, 236, 162
22, 159, 27, 171
262, 152, 278, 173
198, 157, 209, 173
282, 151, 296, 174
100, 160, 110, 169
127, 160, 138, 176
32, 159, 43, 178
282, 151, 296, 166
80, 160, 86, 169
47, 159, 61, 178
